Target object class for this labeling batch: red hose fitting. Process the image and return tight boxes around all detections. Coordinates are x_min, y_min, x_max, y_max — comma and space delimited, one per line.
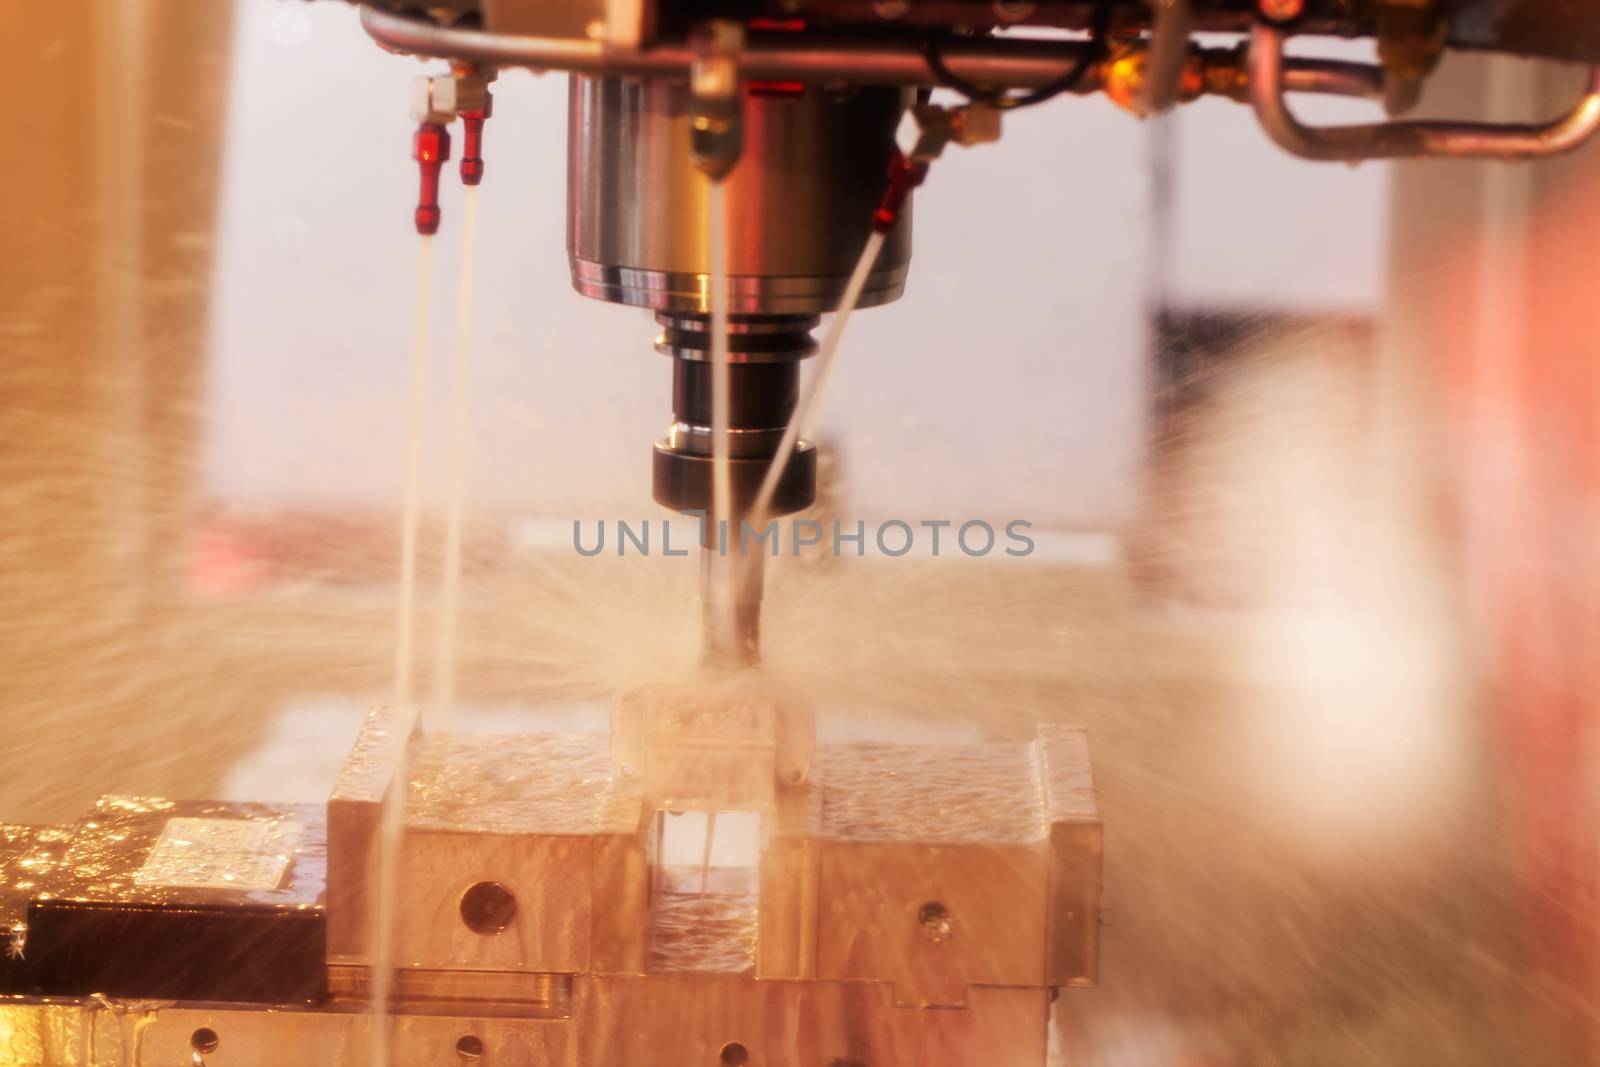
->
459, 98, 491, 186
872, 150, 929, 234
413, 121, 452, 235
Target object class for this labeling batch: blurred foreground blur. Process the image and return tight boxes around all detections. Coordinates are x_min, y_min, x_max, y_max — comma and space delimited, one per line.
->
1, 5, 1597, 1065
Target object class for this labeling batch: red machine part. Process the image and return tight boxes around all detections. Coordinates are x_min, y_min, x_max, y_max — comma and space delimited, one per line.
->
872, 149, 929, 234
412, 121, 452, 235
459, 98, 491, 186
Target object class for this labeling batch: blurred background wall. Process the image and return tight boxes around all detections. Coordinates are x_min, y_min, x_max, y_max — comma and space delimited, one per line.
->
0, 3, 240, 820
1386, 54, 1600, 1053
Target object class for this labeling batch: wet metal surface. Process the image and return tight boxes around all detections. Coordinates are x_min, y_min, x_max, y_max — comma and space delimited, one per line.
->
0, 825, 71, 925
812, 741, 1048, 845
405, 732, 640, 836
16, 799, 327, 1003
49, 797, 323, 909
648, 865, 759, 976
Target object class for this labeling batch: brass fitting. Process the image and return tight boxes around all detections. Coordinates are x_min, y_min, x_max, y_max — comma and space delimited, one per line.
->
689, 20, 745, 181
904, 102, 1003, 163
1374, 0, 1447, 82
409, 66, 493, 125
1102, 41, 1239, 117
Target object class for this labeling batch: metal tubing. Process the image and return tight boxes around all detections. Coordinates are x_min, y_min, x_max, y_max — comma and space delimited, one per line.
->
1142, 0, 1195, 113
1250, 24, 1600, 161
1282, 58, 1385, 101
362, 5, 1380, 98
363, 6, 1093, 86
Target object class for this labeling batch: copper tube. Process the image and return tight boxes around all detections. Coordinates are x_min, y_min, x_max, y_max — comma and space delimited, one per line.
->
1250, 23, 1600, 162
362, 5, 1380, 100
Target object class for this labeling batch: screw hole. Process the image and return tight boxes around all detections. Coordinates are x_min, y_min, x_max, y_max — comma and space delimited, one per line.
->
460, 880, 517, 935
918, 901, 952, 944
456, 1034, 485, 1061
190, 1027, 220, 1054
720, 1042, 750, 1066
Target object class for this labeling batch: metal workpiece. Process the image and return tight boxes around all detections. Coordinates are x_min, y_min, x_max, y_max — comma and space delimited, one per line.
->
0, 983, 1051, 1065
4, 797, 327, 1005
0, 1001, 574, 1066
0, 615, 1098, 1064
39, 705, 1088, 1066
326, 703, 420, 966
611, 677, 816, 807
0, 824, 72, 993
751, 726, 1102, 1002
567, 76, 912, 315
327, 720, 652, 986
342, 710, 1096, 991
457, 718, 1098, 991
1249, 23, 1600, 161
